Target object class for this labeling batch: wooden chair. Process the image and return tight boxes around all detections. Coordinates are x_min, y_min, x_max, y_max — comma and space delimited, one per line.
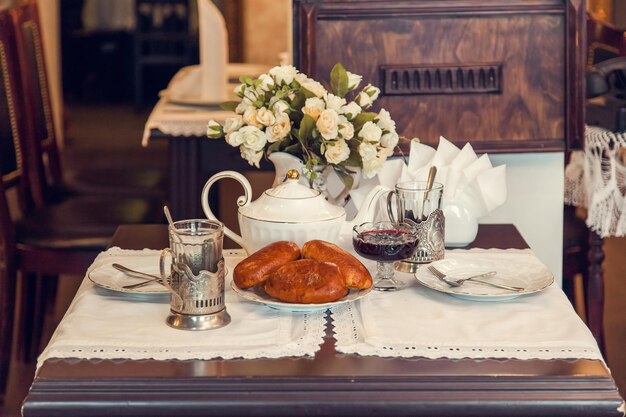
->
0, 9, 21, 404
12, 0, 167, 202
587, 12, 626, 66
0, 5, 164, 365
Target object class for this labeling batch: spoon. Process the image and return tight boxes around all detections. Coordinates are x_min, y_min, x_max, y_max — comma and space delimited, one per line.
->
419, 165, 437, 221
164, 205, 175, 228
164, 205, 184, 244
112, 263, 163, 289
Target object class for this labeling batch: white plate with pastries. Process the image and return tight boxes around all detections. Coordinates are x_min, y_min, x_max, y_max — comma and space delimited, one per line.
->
230, 281, 372, 312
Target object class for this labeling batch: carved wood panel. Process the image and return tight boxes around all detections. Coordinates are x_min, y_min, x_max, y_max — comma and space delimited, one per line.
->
295, 0, 586, 153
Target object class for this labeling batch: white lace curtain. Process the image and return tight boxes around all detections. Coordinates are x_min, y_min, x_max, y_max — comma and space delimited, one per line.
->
565, 125, 626, 237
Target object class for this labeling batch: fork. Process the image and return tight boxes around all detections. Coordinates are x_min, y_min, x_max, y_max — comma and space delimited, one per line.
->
112, 263, 163, 289
427, 265, 524, 292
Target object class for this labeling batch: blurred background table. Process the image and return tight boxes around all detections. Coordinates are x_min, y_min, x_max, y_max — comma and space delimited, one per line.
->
142, 96, 273, 220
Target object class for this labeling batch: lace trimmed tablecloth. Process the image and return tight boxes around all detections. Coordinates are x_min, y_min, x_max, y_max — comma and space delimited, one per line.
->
141, 98, 232, 146
564, 125, 626, 237
332, 249, 603, 361
37, 248, 326, 370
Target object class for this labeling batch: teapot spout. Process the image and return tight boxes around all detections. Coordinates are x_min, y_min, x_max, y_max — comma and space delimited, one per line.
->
343, 185, 391, 234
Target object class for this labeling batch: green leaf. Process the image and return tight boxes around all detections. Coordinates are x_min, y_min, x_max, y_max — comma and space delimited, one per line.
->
239, 75, 254, 85
290, 90, 306, 113
267, 140, 283, 154
340, 150, 362, 167
284, 143, 301, 155
298, 114, 316, 142
300, 87, 317, 99
352, 111, 377, 131
220, 101, 239, 112
330, 63, 349, 98
334, 168, 355, 190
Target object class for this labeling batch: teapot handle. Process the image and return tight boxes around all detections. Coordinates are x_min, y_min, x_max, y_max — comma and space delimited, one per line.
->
201, 170, 251, 250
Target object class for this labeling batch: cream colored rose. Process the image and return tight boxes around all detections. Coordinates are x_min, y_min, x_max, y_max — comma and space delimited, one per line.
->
325, 94, 346, 112
347, 71, 363, 91
380, 131, 399, 149
236, 125, 267, 151
358, 142, 377, 161
364, 84, 381, 101
270, 97, 290, 114
338, 120, 354, 140
356, 91, 373, 109
267, 113, 291, 143
256, 107, 276, 127
359, 121, 383, 143
376, 109, 396, 132
294, 73, 309, 85
225, 130, 244, 147
243, 88, 258, 103
240, 146, 264, 168
362, 156, 385, 179
206, 120, 223, 139
233, 83, 245, 96
302, 97, 325, 121
339, 102, 362, 120
301, 79, 327, 98
269, 65, 298, 85
224, 115, 244, 134
243, 107, 262, 128
324, 139, 350, 164
235, 101, 247, 115
257, 73, 275, 91
377, 146, 394, 159
316, 109, 339, 140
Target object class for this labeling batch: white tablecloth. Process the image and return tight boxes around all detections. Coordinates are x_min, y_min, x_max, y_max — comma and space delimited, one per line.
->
39, 248, 603, 371
141, 98, 232, 146
37, 248, 327, 370
332, 249, 603, 361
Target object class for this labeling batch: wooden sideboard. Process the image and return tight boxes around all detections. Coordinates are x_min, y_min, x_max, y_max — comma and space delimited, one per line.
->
294, 0, 586, 151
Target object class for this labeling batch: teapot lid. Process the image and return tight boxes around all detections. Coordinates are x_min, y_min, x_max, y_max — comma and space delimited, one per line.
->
239, 169, 345, 222
266, 169, 320, 199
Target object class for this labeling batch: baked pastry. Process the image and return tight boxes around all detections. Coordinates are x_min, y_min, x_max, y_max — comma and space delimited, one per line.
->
233, 241, 300, 289
302, 240, 373, 289
264, 259, 349, 303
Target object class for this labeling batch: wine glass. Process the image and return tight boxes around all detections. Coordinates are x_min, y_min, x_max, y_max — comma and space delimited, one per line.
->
352, 221, 419, 291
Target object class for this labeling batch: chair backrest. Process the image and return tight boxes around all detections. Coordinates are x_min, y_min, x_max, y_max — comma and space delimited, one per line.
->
0, 9, 32, 242
10, 0, 63, 204
0, 8, 25, 402
587, 13, 626, 65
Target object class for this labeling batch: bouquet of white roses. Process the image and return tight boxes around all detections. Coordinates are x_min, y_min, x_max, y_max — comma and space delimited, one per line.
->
207, 63, 399, 188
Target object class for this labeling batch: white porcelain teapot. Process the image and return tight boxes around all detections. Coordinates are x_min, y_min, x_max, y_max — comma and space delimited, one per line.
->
201, 169, 387, 254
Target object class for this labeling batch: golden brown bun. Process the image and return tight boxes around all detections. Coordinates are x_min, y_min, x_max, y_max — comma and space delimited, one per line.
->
301, 240, 372, 289
264, 259, 349, 304
233, 241, 301, 289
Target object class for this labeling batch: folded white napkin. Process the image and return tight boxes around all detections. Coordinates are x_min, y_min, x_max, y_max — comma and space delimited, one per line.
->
353, 136, 507, 246
197, 0, 228, 102
165, 1, 271, 103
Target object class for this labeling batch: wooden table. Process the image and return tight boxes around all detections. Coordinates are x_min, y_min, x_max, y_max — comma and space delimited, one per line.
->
22, 224, 624, 417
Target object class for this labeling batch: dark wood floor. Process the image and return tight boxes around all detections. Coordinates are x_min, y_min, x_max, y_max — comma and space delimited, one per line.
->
1, 105, 625, 415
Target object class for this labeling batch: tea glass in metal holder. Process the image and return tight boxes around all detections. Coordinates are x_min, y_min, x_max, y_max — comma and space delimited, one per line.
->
159, 219, 231, 330
387, 181, 445, 273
